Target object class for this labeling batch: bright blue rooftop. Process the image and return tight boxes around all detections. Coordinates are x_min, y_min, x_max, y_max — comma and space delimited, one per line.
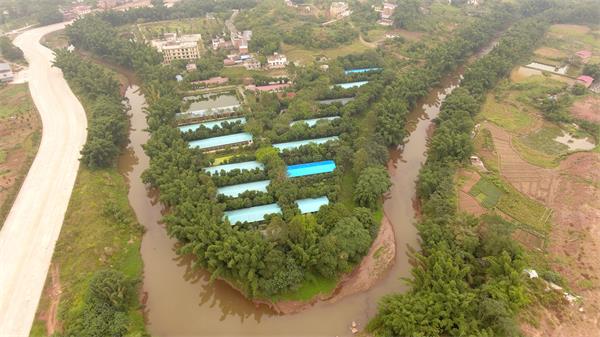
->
296, 196, 330, 214
317, 97, 355, 105
290, 116, 340, 127
204, 161, 264, 175
287, 160, 336, 178
344, 67, 382, 75
179, 117, 246, 133
217, 180, 270, 197
273, 136, 339, 151
334, 81, 369, 89
188, 132, 253, 150
224, 203, 282, 224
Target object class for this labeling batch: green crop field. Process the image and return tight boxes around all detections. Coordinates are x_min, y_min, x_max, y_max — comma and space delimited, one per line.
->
496, 182, 551, 234
468, 178, 503, 209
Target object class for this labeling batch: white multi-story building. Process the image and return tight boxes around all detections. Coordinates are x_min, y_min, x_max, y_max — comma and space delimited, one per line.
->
329, 2, 351, 19
267, 53, 288, 69
151, 33, 202, 64
0, 63, 13, 82
377, 2, 396, 26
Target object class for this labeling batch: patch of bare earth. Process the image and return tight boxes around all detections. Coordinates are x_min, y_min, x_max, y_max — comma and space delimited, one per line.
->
37, 263, 62, 335
0, 87, 41, 225
534, 47, 567, 59
570, 96, 600, 123
522, 152, 600, 337
483, 120, 600, 335
457, 169, 486, 216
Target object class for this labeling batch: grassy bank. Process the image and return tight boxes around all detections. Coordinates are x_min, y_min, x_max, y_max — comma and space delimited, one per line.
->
30, 168, 145, 336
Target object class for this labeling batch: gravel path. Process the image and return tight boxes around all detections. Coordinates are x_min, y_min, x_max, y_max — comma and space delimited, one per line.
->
0, 22, 87, 337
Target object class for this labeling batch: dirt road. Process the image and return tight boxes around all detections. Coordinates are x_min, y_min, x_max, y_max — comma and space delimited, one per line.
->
0, 22, 87, 336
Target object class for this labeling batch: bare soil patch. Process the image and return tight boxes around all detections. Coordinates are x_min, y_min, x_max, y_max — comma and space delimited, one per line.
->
534, 47, 567, 59
570, 96, 600, 123
483, 121, 557, 204
457, 169, 486, 216
0, 83, 41, 226
37, 263, 62, 335
522, 152, 600, 337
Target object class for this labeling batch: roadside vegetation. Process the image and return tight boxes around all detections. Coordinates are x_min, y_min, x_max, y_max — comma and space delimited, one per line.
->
0, 83, 40, 226
31, 49, 146, 337
0, 35, 25, 63
368, 2, 599, 336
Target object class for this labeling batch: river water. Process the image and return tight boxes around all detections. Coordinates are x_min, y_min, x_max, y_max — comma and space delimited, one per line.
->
118, 62, 465, 336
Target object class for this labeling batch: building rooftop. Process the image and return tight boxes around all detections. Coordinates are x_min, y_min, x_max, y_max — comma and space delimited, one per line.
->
0, 63, 11, 72
287, 160, 336, 178
223, 203, 282, 224
272, 136, 339, 151
217, 180, 270, 197
204, 161, 264, 175
188, 132, 253, 150
296, 196, 330, 214
577, 75, 594, 88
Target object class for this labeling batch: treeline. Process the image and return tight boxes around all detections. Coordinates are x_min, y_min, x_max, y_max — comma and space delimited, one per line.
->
211, 167, 268, 187
180, 120, 245, 141
0, 36, 24, 63
66, 16, 162, 70
96, 0, 257, 26
376, 2, 518, 147
56, 270, 135, 337
53, 50, 128, 168
368, 2, 600, 336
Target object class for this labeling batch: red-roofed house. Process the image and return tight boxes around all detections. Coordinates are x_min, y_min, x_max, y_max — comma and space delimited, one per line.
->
245, 83, 291, 92
576, 75, 594, 88
575, 50, 592, 61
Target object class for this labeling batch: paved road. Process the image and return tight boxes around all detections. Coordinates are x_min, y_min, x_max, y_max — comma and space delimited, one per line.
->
0, 22, 87, 336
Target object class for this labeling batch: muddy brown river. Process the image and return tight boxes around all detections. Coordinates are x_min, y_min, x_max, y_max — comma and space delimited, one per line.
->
118, 63, 465, 336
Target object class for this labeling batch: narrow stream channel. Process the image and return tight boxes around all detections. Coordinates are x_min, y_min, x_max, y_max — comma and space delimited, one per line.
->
118, 61, 467, 336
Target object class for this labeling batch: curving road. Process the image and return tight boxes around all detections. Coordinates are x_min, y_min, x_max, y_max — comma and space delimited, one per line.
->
0, 22, 87, 337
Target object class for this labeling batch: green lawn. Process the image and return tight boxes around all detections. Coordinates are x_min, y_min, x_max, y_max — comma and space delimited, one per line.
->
276, 273, 338, 301
282, 39, 372, 65
468, 178, 503, 209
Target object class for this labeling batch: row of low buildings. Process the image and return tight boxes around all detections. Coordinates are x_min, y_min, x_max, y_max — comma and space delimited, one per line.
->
224, 52, 289, 70
212, 30, 253, 54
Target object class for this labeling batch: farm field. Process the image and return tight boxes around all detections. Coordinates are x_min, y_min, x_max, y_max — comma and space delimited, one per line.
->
531, 24, 600, 77
459, 22, 600, 337
0, 84, 41, 226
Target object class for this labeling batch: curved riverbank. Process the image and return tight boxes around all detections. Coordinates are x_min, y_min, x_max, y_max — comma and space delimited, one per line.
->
118, 56, 468, 335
